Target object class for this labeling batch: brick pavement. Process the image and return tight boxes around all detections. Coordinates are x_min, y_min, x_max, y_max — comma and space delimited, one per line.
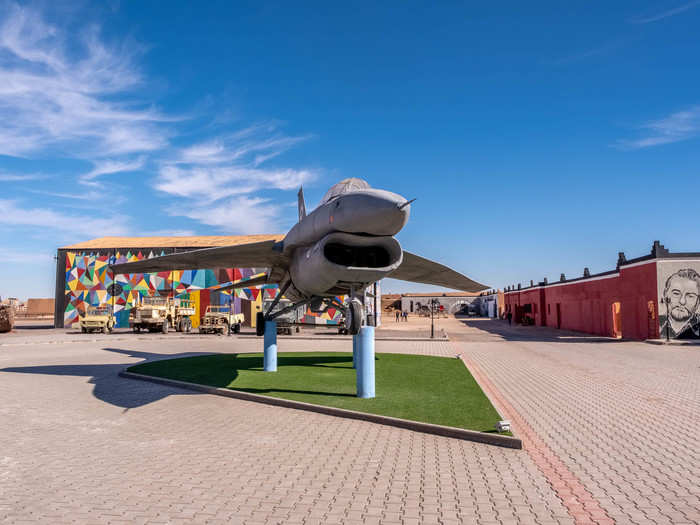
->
450, 318, 700, 525
1, 320, 698, 524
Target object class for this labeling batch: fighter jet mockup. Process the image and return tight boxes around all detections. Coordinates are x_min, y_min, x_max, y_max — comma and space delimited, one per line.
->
110, 178, 486, 335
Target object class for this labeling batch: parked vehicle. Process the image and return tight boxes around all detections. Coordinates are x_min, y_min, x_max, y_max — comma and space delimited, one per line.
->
0, 304, 15, 333
260, 298, 303, 335
129, 297, 195, 333
199, 305, 244, 334
80, 305, 116, 334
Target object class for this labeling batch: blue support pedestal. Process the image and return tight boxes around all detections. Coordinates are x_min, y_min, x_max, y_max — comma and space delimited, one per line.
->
356, 326, 375, 398
352, 334, 358, 369
264, 321, 277, 372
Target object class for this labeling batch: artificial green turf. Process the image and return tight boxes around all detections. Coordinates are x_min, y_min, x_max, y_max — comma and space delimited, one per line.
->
128, 352, 504, 433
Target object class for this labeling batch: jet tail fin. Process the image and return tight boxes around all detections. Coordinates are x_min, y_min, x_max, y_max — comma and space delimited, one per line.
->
297, 186, 306, 222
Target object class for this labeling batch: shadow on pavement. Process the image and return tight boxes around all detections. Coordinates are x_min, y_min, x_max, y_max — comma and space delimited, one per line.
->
11, 323, 55, 330
0, 347, 214, 409
455, 317, 622, 343
0, 349, 361, 408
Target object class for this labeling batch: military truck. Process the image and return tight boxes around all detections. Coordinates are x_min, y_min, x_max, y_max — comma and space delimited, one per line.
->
199, 305, 244, 335
260, 298, 303, 335
79, 305, 116, 333
0, 304, 15, 333
129, 297, 195, 333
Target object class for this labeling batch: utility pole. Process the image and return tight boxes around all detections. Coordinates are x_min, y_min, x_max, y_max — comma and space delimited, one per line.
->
373, 282, 378, 327
430, 298, 435, 339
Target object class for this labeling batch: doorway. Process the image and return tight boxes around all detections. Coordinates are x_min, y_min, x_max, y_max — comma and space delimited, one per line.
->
611, 302, 622, 338
556, 303, 561, 329
647, 301, 657, 339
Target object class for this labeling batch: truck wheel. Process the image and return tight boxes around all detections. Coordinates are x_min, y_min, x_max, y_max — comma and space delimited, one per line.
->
223, 321, 229, 335
133, 325, 140, 333
81, 327, 87, 333
185, 319, 192, 333
102, 325, 109, 334
256, 312, 265, 336
162, 319, 169, 334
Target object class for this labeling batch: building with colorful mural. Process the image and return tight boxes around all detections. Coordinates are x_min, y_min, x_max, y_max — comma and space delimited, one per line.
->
54, 236, 344, 329
503, 241, 700, 341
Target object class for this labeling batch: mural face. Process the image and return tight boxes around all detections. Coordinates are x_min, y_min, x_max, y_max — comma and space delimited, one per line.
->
658, 264, 700, 339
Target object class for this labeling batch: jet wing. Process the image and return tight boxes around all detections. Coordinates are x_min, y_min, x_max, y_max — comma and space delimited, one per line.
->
110, 240, 287, 275
389, 251, 487, 292
212, 273, 272, 292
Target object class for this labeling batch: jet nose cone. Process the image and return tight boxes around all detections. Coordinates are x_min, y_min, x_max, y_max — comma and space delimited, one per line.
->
353, 189, 411, 235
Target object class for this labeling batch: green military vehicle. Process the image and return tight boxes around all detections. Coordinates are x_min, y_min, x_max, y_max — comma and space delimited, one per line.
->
79, 305, 116, 334
129, 297, 195, 333
199, 305, 244, 335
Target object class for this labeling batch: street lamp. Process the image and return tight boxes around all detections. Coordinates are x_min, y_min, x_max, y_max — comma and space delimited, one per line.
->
430, 298, 440, 339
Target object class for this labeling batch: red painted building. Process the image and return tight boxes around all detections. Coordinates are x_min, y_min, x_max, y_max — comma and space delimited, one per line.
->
503, 242, 700, 340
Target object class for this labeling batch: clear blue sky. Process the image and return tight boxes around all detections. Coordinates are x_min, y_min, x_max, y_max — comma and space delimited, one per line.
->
1, 1, 700, 299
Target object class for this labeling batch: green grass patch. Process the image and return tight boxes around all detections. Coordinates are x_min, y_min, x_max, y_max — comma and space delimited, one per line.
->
128, 352, 505, 433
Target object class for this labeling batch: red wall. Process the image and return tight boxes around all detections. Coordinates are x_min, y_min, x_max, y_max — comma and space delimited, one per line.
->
504, 261, 658, 340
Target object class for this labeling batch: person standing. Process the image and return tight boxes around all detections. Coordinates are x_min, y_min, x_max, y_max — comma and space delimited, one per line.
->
507, 311, 512, 325
395, 309, 400, 322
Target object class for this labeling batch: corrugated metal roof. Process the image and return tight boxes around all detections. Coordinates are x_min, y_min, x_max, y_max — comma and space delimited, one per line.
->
60, 235, 284, 250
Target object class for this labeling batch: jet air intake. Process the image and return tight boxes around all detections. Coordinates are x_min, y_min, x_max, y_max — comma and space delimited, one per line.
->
290, 232, 403, 296
323, 243, 392, 268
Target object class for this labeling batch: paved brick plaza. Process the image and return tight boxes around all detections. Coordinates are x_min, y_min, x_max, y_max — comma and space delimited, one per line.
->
0, 319, 698, 524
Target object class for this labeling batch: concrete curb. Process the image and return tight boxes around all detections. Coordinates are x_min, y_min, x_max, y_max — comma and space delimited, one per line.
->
119, 370, 521, 449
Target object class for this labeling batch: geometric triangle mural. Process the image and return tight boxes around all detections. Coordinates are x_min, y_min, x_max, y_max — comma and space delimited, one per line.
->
63, 250, 341, 327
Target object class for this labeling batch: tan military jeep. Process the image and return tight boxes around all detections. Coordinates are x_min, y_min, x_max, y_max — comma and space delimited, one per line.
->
79, 305, 116, 334
199, 305, 244, 334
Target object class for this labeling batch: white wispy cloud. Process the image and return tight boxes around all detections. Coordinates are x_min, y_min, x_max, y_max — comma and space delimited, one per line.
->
167, 196, 283, 234
616, 106, 700, 149
2, 248, 54, 264
156, 164, 314, 202
140, 229, 197, 237
0, 172, 46, 181
0, 199, 129, 237
155, 123, 316, 229
0, 3, 318, 238
629, 0, 700, 23
80, 157, 145, 185
0, 3, 170, 159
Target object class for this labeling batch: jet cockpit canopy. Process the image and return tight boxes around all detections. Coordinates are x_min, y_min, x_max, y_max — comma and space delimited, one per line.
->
320, 178, 370, 205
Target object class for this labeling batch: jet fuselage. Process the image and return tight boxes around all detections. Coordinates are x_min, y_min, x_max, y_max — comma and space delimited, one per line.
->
277, 187, 411, 301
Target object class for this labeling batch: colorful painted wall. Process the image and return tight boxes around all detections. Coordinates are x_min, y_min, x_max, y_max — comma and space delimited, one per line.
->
60, 249, 343, 328
64, 250, 275, 328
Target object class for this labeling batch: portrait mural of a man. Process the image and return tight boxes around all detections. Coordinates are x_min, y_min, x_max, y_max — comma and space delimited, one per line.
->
659, 268, 700, 339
